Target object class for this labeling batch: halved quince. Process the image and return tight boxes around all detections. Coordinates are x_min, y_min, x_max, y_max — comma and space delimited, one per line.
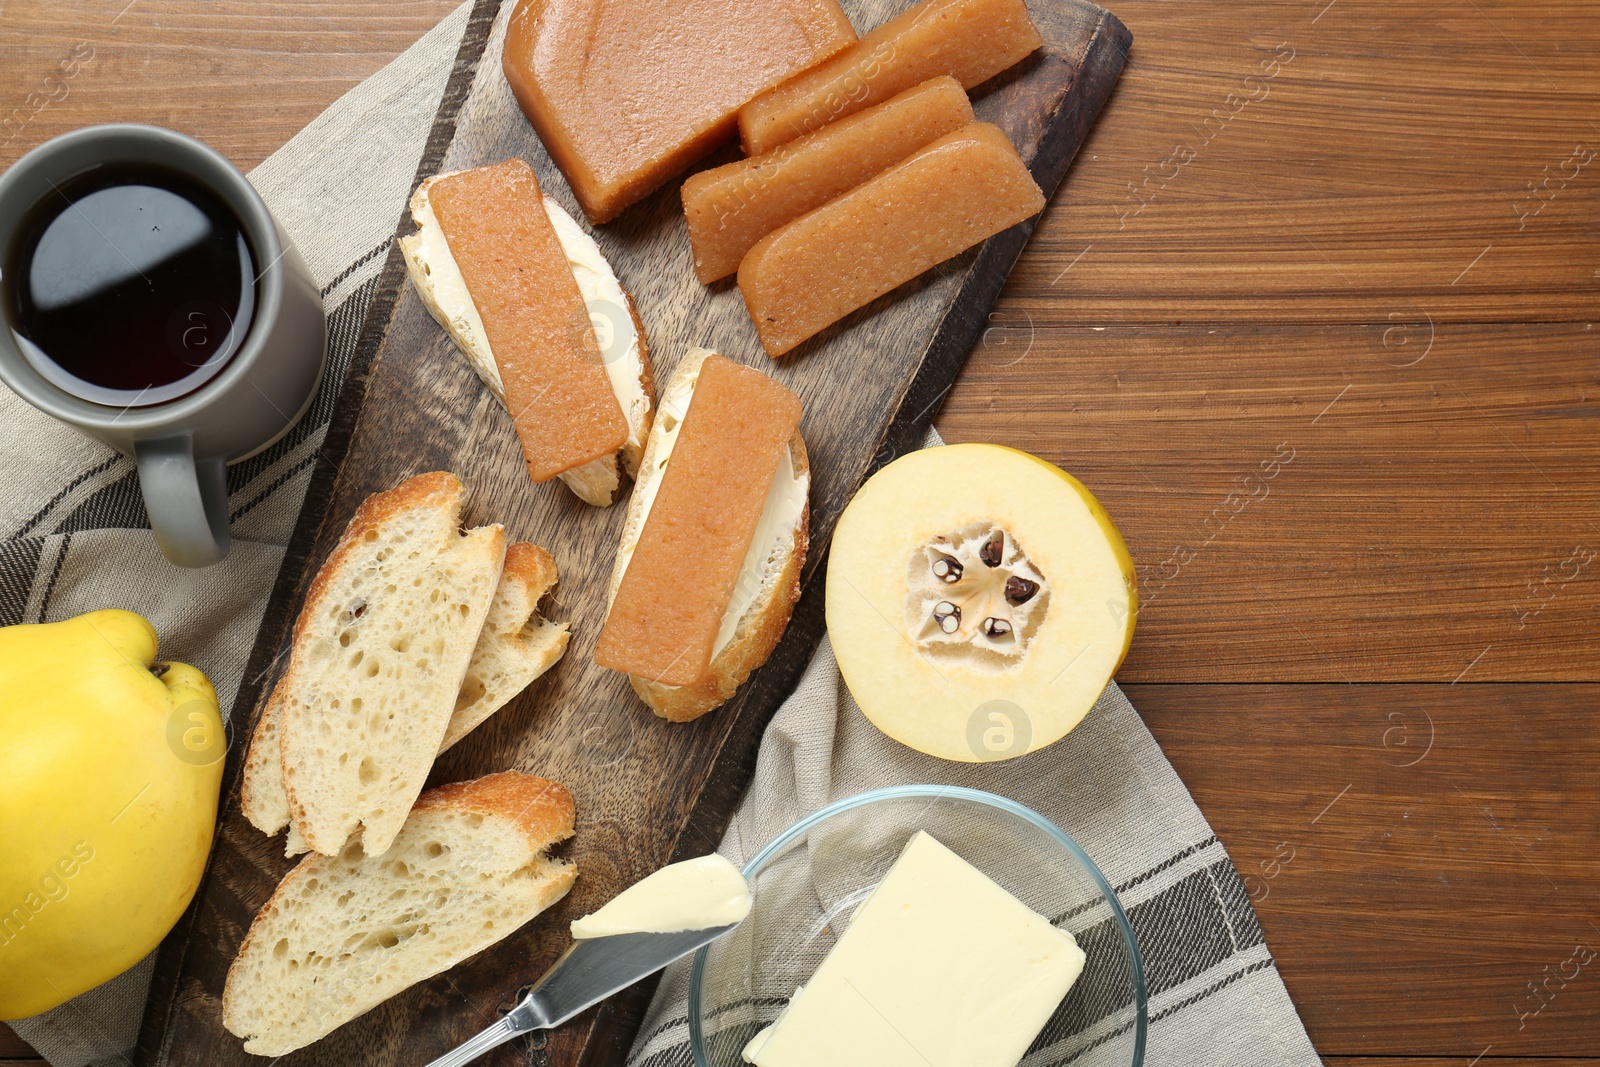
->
826, 444, 1136, 761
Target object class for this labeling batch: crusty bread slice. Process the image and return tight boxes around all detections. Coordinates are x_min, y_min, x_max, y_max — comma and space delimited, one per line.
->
441, 541, 569, 751
241, 539, 569, 849
223, 772, 576, 1057
239, 685, 293, 839
400, 174, 656, 507
605, 349, 810, 722
276, 472, 505, 857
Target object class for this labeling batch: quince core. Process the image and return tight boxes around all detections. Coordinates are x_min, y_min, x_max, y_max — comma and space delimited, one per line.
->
826, 445, 1136, 761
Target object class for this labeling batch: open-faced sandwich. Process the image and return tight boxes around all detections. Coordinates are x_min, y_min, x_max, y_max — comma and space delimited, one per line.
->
594, 349, 808, 721
401, 159, 655, 506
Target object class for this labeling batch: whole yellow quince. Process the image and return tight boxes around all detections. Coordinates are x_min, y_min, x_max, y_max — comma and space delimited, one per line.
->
0, 609, 223, 1018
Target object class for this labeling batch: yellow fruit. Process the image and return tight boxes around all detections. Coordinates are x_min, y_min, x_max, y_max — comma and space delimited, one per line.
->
0, 609, 224, 1017
826, 444, 1136, 762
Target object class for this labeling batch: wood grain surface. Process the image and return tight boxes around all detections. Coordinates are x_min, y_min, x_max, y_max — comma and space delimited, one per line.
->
1134, 683, 1600, 1057
3, 0, 1596, 1062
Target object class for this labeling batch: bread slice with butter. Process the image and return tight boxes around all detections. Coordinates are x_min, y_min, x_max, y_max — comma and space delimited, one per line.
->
241, 536, 570, 850
400, 168, 656, 506
223, 771, 576, 1057
597, 349, 809, 722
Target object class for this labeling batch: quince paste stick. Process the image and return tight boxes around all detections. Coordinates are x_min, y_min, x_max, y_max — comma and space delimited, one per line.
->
738, 0, 1044, 156
594, 354, 802, 687
738, 122, 1045, 358
427, 160, 626, 482
683, 76, 974, 284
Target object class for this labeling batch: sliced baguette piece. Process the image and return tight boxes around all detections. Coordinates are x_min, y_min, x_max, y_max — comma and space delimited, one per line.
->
400, 169, 656, 506
441, 541, 569, 751
602, 349, 810, 722
277, 472, 505, 857
239, 685, 293, 838
240, 540, 570, 848
223, 772, 576, 1057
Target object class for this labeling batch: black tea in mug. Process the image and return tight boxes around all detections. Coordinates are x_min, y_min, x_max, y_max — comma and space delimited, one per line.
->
5, 162, 257, 407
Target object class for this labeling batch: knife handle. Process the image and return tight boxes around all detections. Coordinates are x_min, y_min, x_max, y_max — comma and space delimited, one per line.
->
422, 1015, 528, 1067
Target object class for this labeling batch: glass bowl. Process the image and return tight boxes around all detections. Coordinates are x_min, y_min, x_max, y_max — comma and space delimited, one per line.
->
688, 785, 1147, 1066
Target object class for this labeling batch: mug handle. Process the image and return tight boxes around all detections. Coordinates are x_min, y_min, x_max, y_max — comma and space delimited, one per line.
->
134, 434, 230, 568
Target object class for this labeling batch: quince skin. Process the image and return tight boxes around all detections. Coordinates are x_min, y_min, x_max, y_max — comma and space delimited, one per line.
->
827, 444, 1137, 762
0, 609, 223, 1018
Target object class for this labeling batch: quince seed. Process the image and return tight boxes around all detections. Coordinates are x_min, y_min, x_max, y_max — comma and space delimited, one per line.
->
1005, 576, 1038, 604
979, 531, 1004, 567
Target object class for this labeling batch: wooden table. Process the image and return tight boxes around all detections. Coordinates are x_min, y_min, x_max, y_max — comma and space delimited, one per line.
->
3, 0, 1595, 1063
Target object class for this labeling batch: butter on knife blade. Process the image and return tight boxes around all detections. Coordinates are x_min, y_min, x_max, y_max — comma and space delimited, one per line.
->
571, 854, 751, 938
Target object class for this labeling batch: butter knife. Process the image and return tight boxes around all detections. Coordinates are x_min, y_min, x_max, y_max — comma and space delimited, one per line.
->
423, 925, 738, 1067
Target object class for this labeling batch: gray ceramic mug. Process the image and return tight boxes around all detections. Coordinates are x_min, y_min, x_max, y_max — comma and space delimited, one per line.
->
0, 124, 325, 567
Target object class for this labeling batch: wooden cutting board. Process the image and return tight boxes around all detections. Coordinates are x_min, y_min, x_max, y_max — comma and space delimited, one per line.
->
139, 0, 1130, 1063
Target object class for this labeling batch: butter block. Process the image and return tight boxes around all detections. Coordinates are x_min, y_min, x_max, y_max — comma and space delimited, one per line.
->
747, 831, 1085, 1067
